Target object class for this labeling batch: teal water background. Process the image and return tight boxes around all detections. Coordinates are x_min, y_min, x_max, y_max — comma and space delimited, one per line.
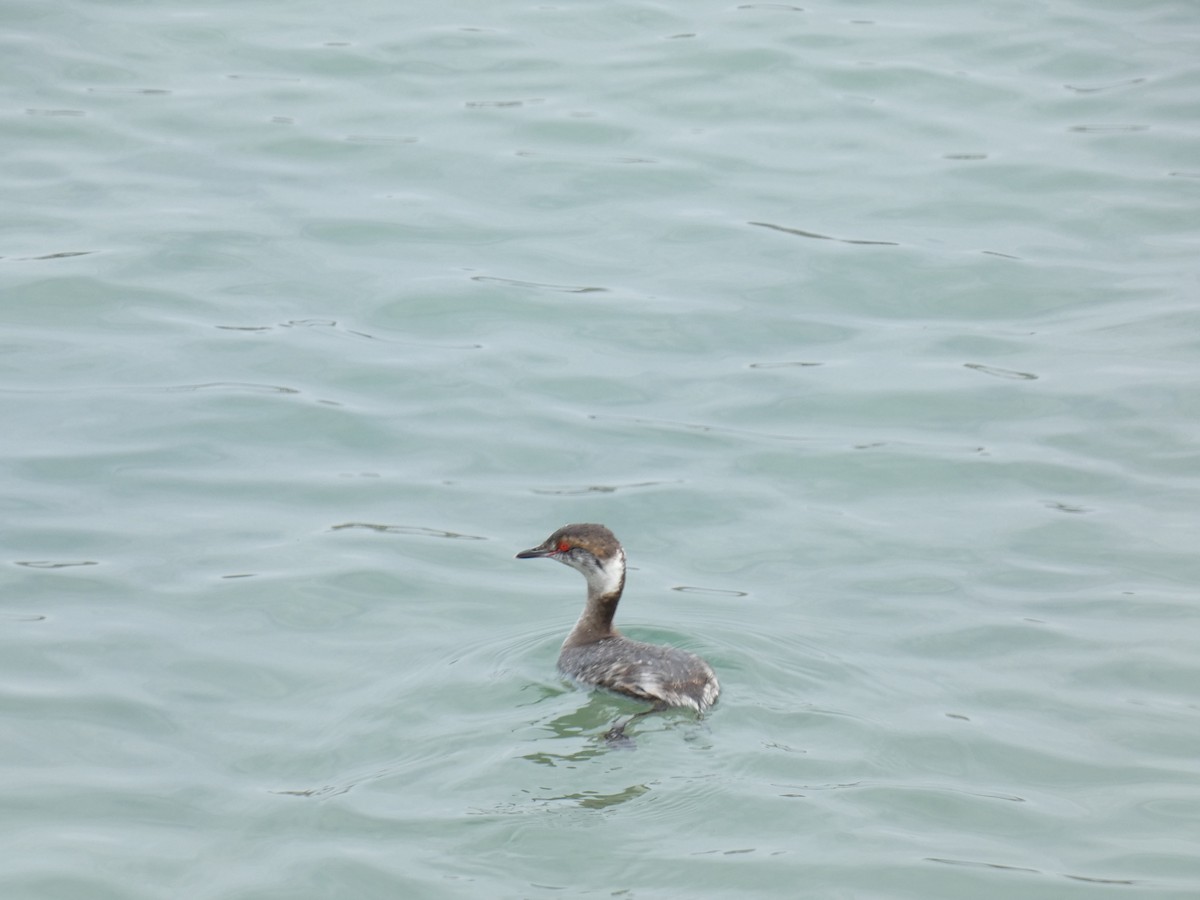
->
4, 1, 1199, 897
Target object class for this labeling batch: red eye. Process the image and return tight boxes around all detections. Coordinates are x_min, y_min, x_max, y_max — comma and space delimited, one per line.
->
557, 540, 571, 553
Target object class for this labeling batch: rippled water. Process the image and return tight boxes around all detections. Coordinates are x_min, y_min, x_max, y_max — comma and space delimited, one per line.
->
4, 0, 1199, 897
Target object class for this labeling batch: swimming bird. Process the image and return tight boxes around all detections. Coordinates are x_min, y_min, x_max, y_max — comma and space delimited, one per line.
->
517, 523, 719, 737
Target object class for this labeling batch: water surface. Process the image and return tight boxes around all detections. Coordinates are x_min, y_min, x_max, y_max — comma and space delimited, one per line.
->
3, 1, 1199, 897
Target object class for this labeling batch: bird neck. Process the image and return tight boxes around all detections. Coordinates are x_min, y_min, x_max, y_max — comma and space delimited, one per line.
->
563, 549, 625, 647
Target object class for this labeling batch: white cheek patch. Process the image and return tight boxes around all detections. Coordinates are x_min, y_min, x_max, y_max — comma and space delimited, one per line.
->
587, 558, 623, 597
563, 548, 624, 597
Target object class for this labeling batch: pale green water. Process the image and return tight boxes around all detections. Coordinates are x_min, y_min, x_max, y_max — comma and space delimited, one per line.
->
3, 1, 1199, 898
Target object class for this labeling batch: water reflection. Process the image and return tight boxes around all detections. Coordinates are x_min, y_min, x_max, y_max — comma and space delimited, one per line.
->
531, 783, 651, 810
521, 694, 701, 769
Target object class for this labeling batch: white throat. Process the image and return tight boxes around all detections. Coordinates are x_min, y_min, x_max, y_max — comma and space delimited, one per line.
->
564, 547, 625, 597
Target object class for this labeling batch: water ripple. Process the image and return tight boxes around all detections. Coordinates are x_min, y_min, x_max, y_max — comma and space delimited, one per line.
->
471, 275, 608, 293
531, 480, 680, 495
926, 857, 1137, 887
330, 523, 487, 540
964, 362, 1038, 380
749, 221, 900, 246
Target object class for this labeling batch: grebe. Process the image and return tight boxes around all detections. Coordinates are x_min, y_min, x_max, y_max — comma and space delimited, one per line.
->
516, 524, 720, 718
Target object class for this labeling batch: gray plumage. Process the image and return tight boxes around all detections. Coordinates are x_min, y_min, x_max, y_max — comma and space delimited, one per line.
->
517, 523, 720, 713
